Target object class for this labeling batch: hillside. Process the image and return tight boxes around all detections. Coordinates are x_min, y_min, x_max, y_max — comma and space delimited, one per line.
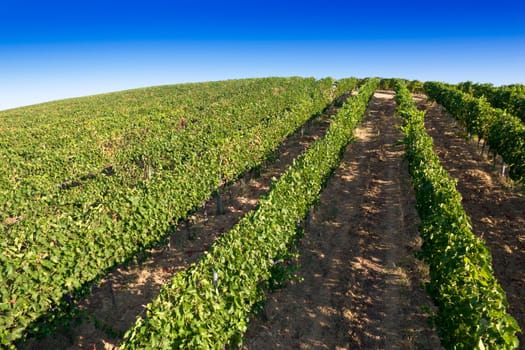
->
1, 78, 522, 349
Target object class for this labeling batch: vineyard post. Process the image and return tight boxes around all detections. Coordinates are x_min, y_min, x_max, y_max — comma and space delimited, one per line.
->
109, 278, 117, 308
216, 186, 225, 215
185, 218, 192, 240
202, 201, 208, 222
217, 158, 225, 215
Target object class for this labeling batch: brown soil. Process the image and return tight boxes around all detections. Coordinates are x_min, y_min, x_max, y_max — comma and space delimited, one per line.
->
241, 91, 442, 349
24, 91, 523, 350
22, 96, 348, 350
413, 95, 525, 346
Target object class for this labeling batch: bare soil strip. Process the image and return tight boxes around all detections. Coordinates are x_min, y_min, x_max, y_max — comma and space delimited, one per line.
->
414, 95, 525, 346
241, 91, 442, 349
23, 96, 350, 350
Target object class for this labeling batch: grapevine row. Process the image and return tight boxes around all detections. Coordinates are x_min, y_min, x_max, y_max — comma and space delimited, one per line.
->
456, 81, 525, 122
120, 79, 380, 349
0, 78, 334, 219
424, 81, 525, 182
395, 81, 520, 349
333, 77, 360, 98
1, 77, 354, 346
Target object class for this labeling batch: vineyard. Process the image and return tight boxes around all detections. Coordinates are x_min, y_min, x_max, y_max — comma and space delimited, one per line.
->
1, 77, 524, 349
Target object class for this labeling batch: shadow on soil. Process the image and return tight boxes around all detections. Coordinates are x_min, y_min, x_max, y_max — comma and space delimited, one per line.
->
416, 96, 525, 345
241, 91, 442, 350
20, 95, 345, 350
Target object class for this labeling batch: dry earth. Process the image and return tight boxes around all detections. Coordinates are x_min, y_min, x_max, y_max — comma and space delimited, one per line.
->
414, 95, 525, 346
22, 94, 347, 350
23, 90, 523, 350
241, 91, 442, 349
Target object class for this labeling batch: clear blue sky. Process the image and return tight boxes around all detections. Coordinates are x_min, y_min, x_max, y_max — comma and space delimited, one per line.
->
1, 0, 524, 110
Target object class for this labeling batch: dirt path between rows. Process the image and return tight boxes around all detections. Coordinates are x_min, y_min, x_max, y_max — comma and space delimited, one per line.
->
241, 91, 442, 349
22, 95, 351, 350
414, 95, 525, 346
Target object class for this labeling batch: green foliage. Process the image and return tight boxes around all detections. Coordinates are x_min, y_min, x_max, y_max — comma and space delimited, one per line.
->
395, 81, 520, 349
0, 77, 343, 346
425, 81, 525, 182
377, 78, 423, 93
407, 80, 425, 94
334, 77, 359, 98
456, 81, 525, 122
379, 78, 398, 90
267, 254, 299, 292
120, 79, 380, 349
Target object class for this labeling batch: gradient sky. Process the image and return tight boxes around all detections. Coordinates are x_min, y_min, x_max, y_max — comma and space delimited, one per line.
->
1, 0, 524, 110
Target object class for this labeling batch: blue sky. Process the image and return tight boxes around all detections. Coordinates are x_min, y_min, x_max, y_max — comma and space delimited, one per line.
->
1, 0, 524, 110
